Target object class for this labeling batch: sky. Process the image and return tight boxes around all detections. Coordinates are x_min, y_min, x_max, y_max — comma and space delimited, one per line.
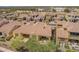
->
0, 0, 78, 6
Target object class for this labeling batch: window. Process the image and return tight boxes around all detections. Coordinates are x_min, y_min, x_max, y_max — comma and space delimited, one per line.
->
22, 34, 29, 38
70, 32, 79, 36
58, 24, 62, 26
39, 36, 48, 41
59, 38, 66, 41
0, 32, 2, 35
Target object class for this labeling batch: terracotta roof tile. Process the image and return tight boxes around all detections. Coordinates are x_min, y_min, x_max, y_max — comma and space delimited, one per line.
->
14, 22, 52, 37
0, 21, 21, 35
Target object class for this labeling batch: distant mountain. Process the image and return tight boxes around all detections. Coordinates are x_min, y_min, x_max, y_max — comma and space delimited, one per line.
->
0, 6, 79, 9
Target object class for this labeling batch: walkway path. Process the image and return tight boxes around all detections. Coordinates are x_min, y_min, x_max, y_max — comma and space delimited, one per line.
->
0, 46, 13, 52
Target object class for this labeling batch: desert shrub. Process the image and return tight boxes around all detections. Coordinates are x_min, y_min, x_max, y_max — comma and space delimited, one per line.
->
64, 8, 70, 13
25, 35, 56, 52
10, 35, 29, 52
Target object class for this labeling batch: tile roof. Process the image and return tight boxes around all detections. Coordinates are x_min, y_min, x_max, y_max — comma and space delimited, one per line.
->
66, 22, 79, 33
56, 21, 79, 39
14, 22, 52, 37
0, 21, 21, 36
0, 19, 9, 27
56, 28, 69, 39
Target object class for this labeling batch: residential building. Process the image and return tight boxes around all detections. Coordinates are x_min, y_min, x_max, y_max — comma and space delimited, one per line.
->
56, 21, 79, 48
13, 22, 53, 41
0, 21, 21, 40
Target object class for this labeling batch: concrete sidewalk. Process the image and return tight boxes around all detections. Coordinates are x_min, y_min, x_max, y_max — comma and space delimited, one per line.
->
0, 46, 13, 52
